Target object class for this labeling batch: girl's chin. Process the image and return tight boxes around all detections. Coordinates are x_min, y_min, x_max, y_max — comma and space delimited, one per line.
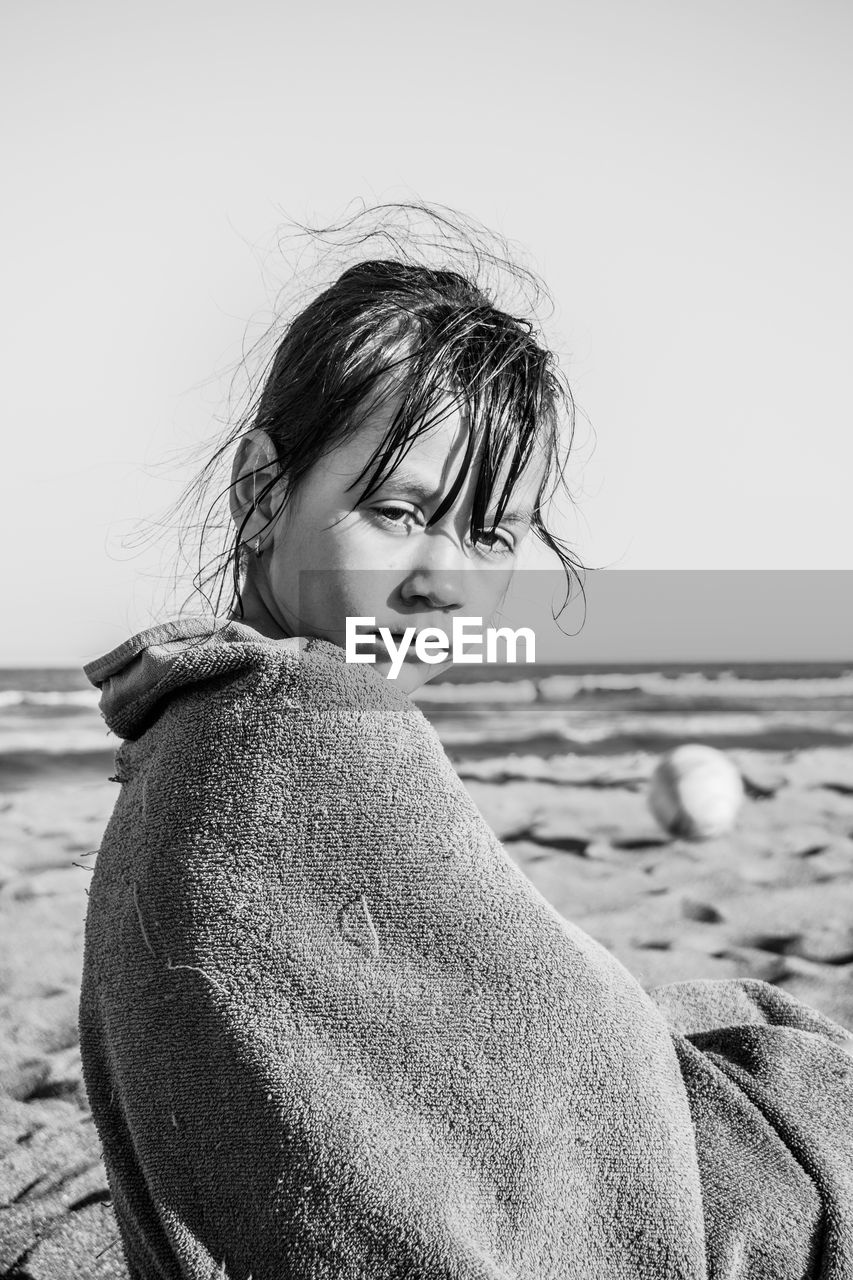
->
370, 656, 451, 692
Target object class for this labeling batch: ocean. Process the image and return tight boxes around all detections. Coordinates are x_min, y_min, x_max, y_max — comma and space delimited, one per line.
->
1, 661, 852, 792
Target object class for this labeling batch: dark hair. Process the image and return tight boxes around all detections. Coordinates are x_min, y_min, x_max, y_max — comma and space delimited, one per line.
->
176, 204, 585, 622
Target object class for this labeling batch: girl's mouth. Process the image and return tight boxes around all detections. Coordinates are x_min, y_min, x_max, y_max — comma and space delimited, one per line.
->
371, 629, 423, 660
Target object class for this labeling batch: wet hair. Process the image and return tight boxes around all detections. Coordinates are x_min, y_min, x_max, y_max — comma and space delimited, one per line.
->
175, 203, 585, 622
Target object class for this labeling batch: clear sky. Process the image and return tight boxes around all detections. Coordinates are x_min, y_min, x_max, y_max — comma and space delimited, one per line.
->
2, 0, 851, 664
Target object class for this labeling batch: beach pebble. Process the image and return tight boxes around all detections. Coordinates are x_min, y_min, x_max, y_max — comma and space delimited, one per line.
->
680, 898, 725, 924
774, 824, 833, 859
648, 745, 744, 841
732, 756, 787, 799
528, 817, 591, 856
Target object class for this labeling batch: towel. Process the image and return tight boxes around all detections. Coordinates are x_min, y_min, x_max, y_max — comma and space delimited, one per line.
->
79, 618, 853, 1279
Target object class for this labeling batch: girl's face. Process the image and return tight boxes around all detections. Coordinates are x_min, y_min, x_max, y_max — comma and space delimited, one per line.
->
231, 399, 546, 694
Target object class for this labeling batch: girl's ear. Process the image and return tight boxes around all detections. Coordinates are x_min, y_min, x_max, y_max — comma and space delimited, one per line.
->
229, 430, 284, 547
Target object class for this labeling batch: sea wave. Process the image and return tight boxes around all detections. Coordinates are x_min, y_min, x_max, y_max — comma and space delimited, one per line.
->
0, 727, 115, 756
3, 671, 852, 711
412, 679, 538, 704
0, 689, 100, 710
435, 710, 853, 747
537, 671, 853, 702
411, 669, 853, 705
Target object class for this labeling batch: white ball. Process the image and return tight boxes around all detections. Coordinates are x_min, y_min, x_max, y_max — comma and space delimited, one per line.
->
648, 744, 744, 840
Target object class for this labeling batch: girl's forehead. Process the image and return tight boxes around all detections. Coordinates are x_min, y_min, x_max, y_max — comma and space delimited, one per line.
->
340, 397, 545, 517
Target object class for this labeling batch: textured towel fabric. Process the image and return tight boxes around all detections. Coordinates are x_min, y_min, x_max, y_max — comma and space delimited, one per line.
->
79, 619, 853, 1280
649, 979, 853, 1278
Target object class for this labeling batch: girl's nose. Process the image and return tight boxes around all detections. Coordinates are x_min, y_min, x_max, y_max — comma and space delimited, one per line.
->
399, 525, 474, 611
399, 568, 466, 612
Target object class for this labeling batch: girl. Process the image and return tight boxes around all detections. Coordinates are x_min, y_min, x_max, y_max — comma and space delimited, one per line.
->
80, 205, 853, 1280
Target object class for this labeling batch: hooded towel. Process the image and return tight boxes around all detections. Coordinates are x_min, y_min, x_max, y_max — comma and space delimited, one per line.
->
79, 618, 853, 1279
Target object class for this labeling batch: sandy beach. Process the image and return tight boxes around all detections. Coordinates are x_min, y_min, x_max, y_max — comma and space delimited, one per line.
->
1, 740, 852, 1275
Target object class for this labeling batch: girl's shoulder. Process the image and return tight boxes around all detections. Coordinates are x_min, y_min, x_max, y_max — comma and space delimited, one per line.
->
86, 616, 425, 744
95, 618, 476, 839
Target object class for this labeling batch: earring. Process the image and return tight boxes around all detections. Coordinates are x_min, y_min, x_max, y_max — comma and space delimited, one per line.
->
254, 536, 263, 556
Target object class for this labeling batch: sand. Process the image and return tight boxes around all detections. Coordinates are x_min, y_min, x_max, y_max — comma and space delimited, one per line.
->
1, 747, 852, 1275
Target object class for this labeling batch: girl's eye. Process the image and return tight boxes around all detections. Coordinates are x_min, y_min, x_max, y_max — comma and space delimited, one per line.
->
474, 529, 515, 557
371, 504, 512, 555
373, 505, 419, 527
